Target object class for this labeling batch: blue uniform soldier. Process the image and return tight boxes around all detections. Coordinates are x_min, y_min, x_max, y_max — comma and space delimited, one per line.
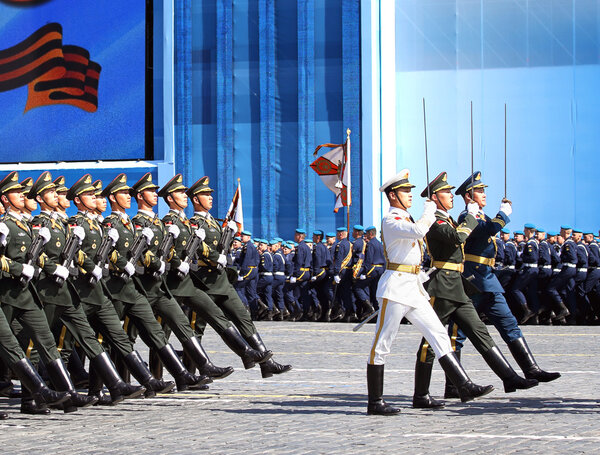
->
235, 231, 260, 315
350, 225, 372, 319
447, 171, 559, 390
306, 230, 330, 321
584, 231, 600, 322
495, 228, 516, 289
353, 225, 383, 317
257, 239, 274, 320
330, 227, 353, 321
573, 229, 590, 324
270, 239, 288, 320
507, 223, 538, 324
290, 229, 312, 320
545, 225, 576, 323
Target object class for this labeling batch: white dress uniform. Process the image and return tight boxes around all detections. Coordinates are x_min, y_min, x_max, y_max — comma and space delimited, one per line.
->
368, 201, 455, 365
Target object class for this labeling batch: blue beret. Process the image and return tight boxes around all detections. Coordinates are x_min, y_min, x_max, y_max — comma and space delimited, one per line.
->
365, 225, 376, 232
353, 224, 364, 231
241, 230, 252, 236
326, 232, 336, 237
514, 230, 524, 235
524, 223, 536, 229
259, 239, 268, 245
234, 236, 242, 241
305, 239, 313, 244
536, 228, 545, 233
560, 225, 572, 231
273, 237, 283, 242
295, 228, 306, 234
547, 231, 559, 236
500, 228, 510, 234
583, 229, 594, 235
269, 240, 278, 245
572, 228, 582, 234
313, 230, 323, 236
337, 227, 347, 232
291, 241, 298, 247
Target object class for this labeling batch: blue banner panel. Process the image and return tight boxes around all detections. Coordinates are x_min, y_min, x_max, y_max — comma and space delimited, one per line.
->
0, 0, 146, 162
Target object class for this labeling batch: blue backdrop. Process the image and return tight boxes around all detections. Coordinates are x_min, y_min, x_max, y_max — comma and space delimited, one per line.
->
394, 0, 600, 233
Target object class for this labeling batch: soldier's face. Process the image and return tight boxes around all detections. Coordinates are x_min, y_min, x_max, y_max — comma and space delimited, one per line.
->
196, 193, 212, 211
232, 240, 241, 249
336, 231, 347, 240
113, 190, 131, 209
283, 247, 290, 254
23, 197, 37, 212
241, 234, 251, 243
515, 234, 524, 242
572, 232, 582, 242
433, 189, 453, 210
169, 190, 188, 209
4, 190, 24, 210
548, 235, 556, 244
271, 243, 280, 252
57, 192, 70, 209
352, 230, 363, 239
560, 229, 571, 239
96, 197, 107, 213
501, 233, 510, 241
77, 192, 97, 211
295, 232, 305, 243
468, 188, 486, 208
584, 234, 594, 243
141, 189, 158, 207
40, 188, 59, 209
389, 187, 412, 208
326, 237, 335, 245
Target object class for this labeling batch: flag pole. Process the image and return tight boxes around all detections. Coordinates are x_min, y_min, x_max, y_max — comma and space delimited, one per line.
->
346, 128, 351, 232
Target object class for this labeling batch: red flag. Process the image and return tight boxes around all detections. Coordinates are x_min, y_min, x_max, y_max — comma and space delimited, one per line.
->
223, 180, 244, 234
310, 134, 351, 213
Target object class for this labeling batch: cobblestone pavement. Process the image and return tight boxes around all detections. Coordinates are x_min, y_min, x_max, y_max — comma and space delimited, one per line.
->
1, 322, 599, 454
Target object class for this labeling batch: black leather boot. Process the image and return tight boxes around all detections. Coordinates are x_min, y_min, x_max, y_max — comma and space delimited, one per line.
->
443, 351, 460, 399
257, 299, 270, 320
46, 358, 99, 412
148, 347, 163, 380
366, 364, 400, 415
124, 351, 175, 398
0, 380, 13, 398
245, 333, 292, 378
157, 344, 211, 392
87, 362, 113, 406
519, 304, 535, 324
90, 352, 146, 404
361, 300, 375, 316
412, 360, 444, 409
182, 337, 234, 380
67, 350, 89, 388
553, 300, 570, 319
0, 411, 6, 420
20, 387, 50, 415
112, 349, 130, 384
220, 326, 272, 369
481, 346, 538, 393
438, 352, 494, 402
11, 358, 70, 408
507, 337, 561, 382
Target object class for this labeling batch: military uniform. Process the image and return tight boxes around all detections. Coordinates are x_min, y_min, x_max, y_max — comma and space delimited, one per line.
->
330, 227, 353, 320
507, 224, 538, 323
545, 226, 576, 322
270, 240, 288, 318
256, 240, 274, 318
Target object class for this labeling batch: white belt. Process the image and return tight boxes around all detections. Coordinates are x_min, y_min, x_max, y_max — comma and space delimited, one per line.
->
506, 265, 515, 270
563, 263, 576, 268
260, 272, 273, 276
523, 263, 537, 268
553, 268, 561, 273
541, 265, 551, 269
274, 272, 285, 276
577, 268, 588, 273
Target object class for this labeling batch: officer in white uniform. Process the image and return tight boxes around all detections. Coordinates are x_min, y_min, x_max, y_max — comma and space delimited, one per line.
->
366, 170, 493, 416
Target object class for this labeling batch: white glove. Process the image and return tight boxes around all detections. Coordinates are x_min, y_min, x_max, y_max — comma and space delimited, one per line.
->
423, 200, 437, 217
158, 260, 166, 274
217, 254, 227, 267
333, 275, 341, 284
124, 262, 136, 276
0, 222, 8, 246
467, 202, 479, 216
141, 227, 154, 245
359, 274, 366, 280
108, 228, 119, 244
91, 266, 103, 281
38, 227, 51, 244
228, 224, 238, 233
310, 276, 317, 282
289, 276, 297, 284
237, 275, 243, 282
21, 263, 35, 279
168, 224, 180, 239
71, 225, 85, 242
53, 265, 70, 280
177, 262, 190, 276
499, 201, 512, 216
195, 228, 206, 241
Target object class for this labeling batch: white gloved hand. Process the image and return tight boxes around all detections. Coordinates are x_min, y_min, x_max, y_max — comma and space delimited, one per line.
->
228, 224, 238, 234
467, 202, 479, 216
71, 225, 85, 242
289, 276, 297, 284
168, 224, 180, 239
423, 200, 437, 217
310, 276, 317, 282
158, 260, 166, 274
195, 228, 206, 241
359, 274, 366, 280
124, 262, 136, 276
38, 227, 51, 244
217, 254, 227, 267
91, 266, 103, 281
499, 200, 512, 216
333, 275, 341, 284
237, 275, 243, 282
53, 265, 70, 280
177, 262, 190, 276
108, 228, 119, 244
21, 263, 35, 280
0, 222, 8, 246
141, 227, 154, 244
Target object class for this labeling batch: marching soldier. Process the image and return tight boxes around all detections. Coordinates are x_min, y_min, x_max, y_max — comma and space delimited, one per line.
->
235, 231, 261, 316
282, 242, 300, 319
306, 230, 330, 321
573, 228, 590, 324
330, 227, 352, 321
291, 229, 312, 320
537, 229, 553, 324
362, 226, 385, 311
350, 225, 371, 319
101, 173, 210, 392
412, 172, 531, 408
158, 174, 270, 372
187, 176, 291, 378
584, 230, 600, 322
256, 239, 275, 320
52, 176, 70, 224
92, 180, 106, 221
447, 171, 559, 392
367, 169, 492, 416
20, 177, 36, 222
507, 223, 538, 324
270, 239, 289, 320
546, 225, 575, 323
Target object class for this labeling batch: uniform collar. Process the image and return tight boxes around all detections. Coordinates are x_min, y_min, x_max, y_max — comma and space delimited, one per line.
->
435, 209, 449, 219
138, 209, 156, 219
55, 211, 68, 220
21, 212, 32, 221
389, 206, 409, 216
170, 208, 187, 219
7, 209, 23, 221
113, 211, 130, 221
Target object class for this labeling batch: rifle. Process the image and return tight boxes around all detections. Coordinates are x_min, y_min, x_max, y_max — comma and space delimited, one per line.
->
89, 230, 115, 285
152, 231, 175, 280
54, 228, 83, 287
216, 224, 236, 269
177, 217, 208, 279
20, 218, 51, 287
118, 233, 147, 280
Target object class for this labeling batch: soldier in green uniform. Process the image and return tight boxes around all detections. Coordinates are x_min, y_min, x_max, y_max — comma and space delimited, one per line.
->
66, 174, 175, 400
101, 173, 210, 391
412, 172, 536, 409
187, 176, 291, 378
159, 174, 273, 372
92, 180, 107, 221
129, 173, 234, 380
53, 176, 70, 225
29, 172, 146, 410
0, 171, 87, 414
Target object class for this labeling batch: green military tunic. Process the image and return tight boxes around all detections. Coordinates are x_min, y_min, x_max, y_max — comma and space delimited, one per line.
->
189, 212, 256, 338
416, 210, 495, 365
